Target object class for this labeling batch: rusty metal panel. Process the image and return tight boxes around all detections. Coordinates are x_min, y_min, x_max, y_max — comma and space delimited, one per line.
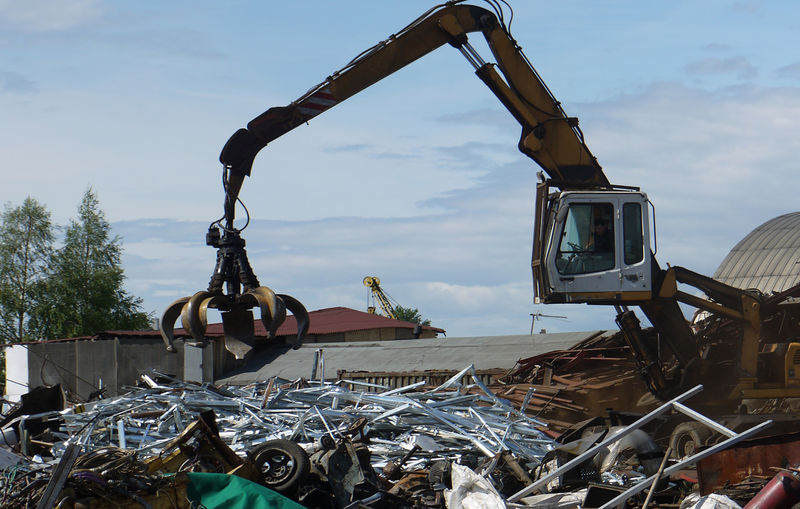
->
697, 431, 800, 495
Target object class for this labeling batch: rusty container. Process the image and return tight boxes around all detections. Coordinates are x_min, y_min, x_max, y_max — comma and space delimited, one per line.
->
744, 472, 800, 509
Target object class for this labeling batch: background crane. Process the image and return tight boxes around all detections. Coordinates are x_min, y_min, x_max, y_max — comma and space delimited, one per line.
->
363, 276, 398, 319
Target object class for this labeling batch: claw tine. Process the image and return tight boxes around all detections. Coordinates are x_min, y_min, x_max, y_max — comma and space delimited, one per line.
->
277, 294, 309, 349
198, 296, 217, 328
180, 291, 212, 342
250, 286, 286, 338
252, 291, 285, 339
159, 296, 190, 352
269, 296, 287, 338
251, 286, 277, 304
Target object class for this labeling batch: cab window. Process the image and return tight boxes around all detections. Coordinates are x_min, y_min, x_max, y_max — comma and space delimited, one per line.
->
556, 203, 615, 275
623, 202, 644, 265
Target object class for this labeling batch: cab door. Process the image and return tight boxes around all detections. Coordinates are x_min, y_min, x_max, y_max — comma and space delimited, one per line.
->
619, 199, 652, 298
544, 192, 651, 302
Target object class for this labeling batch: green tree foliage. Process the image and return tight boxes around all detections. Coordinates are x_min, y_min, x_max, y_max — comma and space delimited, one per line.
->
29, 189, 151, 339
0, 197, 54, 343
393, 305, 431, 326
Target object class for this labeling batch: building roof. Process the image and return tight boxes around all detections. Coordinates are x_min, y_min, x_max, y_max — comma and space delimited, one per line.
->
194, 306, 444, 338
216, 330, 609, 385
13, 307, 443, 344
713, 212, 800, 294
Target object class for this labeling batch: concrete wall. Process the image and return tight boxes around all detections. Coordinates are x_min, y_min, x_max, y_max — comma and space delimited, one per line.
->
24, 337, 189, 401
117, 337, 183, 383
28, 342, 80, 396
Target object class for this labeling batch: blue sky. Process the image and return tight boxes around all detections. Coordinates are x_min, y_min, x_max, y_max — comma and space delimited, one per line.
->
2, 1, 800, 337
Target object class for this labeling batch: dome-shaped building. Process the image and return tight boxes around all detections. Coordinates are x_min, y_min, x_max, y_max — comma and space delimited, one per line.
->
713, 212, 800, 294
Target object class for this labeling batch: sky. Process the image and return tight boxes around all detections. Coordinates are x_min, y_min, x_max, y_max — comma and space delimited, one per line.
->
2, 0, 800, 338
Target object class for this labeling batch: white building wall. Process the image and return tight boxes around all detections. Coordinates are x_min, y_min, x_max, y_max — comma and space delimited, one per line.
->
4, 345, 29, 405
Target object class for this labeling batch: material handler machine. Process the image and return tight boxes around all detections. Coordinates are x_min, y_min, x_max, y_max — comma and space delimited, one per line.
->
159, 1, 800, 412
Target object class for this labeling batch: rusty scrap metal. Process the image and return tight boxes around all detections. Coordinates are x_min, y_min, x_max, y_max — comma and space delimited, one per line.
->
698, 431, 800, 495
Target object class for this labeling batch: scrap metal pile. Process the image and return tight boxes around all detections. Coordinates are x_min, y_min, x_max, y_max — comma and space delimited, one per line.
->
0, 366, 797, 509
496, 331, 658, 434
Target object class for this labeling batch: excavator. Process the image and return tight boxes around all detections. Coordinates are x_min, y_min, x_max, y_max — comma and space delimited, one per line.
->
159, 1, 800, 413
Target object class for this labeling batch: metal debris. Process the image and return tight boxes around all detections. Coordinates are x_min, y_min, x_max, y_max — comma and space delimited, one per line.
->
0, 365, 787, 508
0, 364, 558, 507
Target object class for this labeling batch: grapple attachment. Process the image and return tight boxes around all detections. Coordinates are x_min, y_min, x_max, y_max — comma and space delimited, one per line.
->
159, 217, 309, 358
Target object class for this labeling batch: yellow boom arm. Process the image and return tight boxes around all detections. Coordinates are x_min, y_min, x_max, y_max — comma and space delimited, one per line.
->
218, 2, 608, 223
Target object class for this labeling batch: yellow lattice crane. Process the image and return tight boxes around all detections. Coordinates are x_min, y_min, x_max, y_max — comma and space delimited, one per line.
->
363, 276, 397, 320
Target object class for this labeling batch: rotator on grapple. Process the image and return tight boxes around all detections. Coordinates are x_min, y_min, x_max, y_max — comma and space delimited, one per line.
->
159, 163, 309, 359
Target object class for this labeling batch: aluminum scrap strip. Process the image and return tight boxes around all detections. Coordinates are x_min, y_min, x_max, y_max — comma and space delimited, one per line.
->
117, 420, 126, 449
242, 406, 267, 425
520, 387, 536, 412
172, 407, 185, 432
672, 401, 737, 437
469, 407, 507, 451
426, 365, 474, 393
182, 398, 242, 408
339, 379, 392, 390
134, 436, 178, 454
503, 438, 545, 459
379, 381, 427, 396
288, 408, 312, 441
411, 400, 494, 457
426, 394, 482, 408
469, 370, 547, 427
597, 419, 773, 509
313, 406, 338, 440
507, 384, 704, 503
265, 388, 286, 409
157, 404, 178, 422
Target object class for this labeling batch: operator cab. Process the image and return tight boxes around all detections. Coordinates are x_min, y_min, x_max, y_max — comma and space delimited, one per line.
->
535, 190, 653, 303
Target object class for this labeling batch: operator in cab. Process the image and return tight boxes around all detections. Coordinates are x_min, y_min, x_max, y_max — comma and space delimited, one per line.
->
589, 217, 613, 252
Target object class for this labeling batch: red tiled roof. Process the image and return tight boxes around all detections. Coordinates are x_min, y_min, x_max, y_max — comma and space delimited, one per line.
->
203, 306, 443, 337
41, 306, 444, 341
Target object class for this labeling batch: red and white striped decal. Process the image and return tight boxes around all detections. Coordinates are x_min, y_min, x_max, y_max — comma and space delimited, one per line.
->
298, 87, 337, 119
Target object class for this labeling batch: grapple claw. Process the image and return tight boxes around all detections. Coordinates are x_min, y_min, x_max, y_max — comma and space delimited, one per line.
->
250, 286, 287, 338
160, 196, 311, 358
277, 293, 309, 349
159, 296, 190, 352
180, 291, 213, 343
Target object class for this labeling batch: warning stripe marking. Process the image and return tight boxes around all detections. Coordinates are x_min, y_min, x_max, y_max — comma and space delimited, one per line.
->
298, 88, 337, 119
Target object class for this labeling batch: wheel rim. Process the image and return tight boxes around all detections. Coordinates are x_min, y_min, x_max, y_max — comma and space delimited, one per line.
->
260, 451, 296, 485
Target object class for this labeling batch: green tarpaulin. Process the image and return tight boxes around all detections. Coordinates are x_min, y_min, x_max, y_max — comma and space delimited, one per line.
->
185, 472, 306, 509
